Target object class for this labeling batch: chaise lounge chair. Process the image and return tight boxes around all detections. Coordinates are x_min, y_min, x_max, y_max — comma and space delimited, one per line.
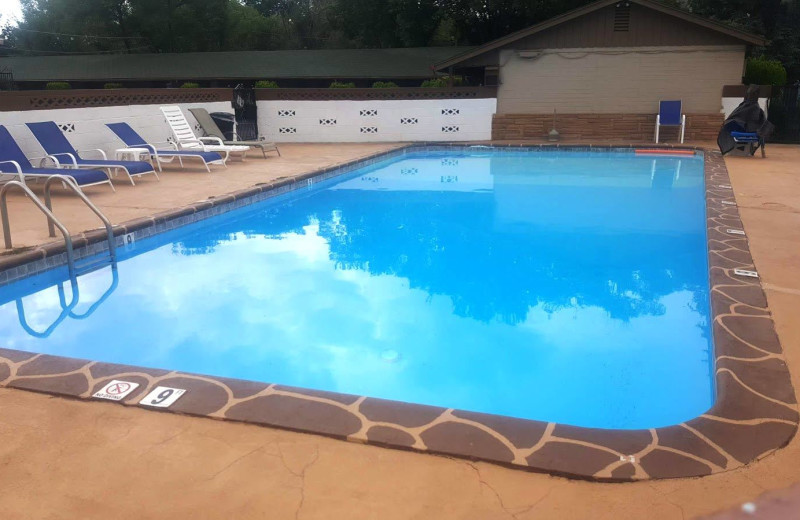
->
0, 125, 113, 191
160, 106, 250, 161
188, 108, 280, 159
26, 121, 158, 186
106, 122, 226, 173
654, 100, 686, 144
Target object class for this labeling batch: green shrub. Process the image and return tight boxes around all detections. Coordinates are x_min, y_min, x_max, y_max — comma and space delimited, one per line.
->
103, 82, 124, 89
372, 81, 398, 88
744, 57, 787, 86
45, 81, 71, 90
255, 80, 279, 88
180, 82, 200, 89
329, 81, 356, 89
420, 76, 464, 88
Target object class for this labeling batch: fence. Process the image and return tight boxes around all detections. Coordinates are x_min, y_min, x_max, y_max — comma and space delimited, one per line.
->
0, 67, 14, 91
768, 85, 800, 143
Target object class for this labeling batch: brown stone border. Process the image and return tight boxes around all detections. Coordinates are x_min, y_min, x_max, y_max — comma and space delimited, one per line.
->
0, 87, 496, 112
0, 145, 796, 481
0, 88, 232, 112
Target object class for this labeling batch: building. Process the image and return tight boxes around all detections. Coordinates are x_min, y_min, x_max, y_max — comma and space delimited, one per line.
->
435, 0, 765, 141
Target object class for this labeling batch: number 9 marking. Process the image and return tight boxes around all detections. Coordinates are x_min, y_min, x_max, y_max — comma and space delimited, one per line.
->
151, 389, 174, 405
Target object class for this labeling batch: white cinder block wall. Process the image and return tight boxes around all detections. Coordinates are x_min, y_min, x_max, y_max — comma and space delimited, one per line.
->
256, 99, 498, 142
1, 101, 231, 161
721, 97, 769, 118
0, 98, 498, 160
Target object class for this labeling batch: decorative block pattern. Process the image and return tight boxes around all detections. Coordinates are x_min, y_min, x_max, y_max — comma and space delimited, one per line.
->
319, 118, 337, 126
278, 109, 296, 117
441, 158, 459, 166
360, 127, 378, 134
279, 128, 297, 134
57, 123, 75, 133
442, 125, 460, 133
256, 98, 497, 143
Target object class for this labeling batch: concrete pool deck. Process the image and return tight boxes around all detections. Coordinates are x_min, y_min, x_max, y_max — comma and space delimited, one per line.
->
0, 143, 799, 518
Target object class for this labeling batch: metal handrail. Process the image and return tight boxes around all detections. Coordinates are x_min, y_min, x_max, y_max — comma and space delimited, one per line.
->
0, 180, 75, 275
12, 258, 118, 338
66, 262, 119, 319
15, 278, 79, 338
44, 175, 116, 262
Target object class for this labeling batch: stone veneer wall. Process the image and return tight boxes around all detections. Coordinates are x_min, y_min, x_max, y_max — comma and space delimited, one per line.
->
492, 113, 724, 142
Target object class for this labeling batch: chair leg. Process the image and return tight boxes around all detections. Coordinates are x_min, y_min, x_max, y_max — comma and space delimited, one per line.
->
680, 115, 686, 144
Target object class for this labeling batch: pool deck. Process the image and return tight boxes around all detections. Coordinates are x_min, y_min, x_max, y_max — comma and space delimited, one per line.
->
0, 143, 402, 251
1, 142, 799, 518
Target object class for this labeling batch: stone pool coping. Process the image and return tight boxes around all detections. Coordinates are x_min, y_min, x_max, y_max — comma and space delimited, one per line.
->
0, 143, 796, 481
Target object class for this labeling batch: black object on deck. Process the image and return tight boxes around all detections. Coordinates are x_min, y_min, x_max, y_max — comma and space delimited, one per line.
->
232, 84, 259, 141
209, 112, 236, 141
718, 85, 775, 155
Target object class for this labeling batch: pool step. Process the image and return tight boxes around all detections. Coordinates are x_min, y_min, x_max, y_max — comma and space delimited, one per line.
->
73, 256, 114, 276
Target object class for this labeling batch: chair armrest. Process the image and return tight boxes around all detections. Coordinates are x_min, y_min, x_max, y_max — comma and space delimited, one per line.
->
78, 148, 108, 160
198, 136, 224, 146
150, 141, 179, 150
38, 153, 77, 167
0, 160, 23, 175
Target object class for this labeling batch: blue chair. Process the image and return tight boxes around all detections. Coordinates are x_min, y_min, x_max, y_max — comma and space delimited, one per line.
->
106, 122, 225, 172
654, 100, 686, 144
26, 121, 158, 186
726, 122, 765, 157
0, 125, 113, 191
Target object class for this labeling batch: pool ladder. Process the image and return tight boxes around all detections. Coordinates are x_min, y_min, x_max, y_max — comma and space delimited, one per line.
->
15, 259, 119, 338
0, 176, 116, 275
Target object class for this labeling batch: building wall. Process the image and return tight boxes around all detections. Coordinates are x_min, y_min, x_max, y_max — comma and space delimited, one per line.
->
497, 45, 745, 115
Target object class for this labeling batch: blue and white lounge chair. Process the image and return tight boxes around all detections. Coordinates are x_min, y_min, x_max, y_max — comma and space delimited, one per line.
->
724, 122, 766, 158
26, 121, 158, 186
105, 122, 225, 173
654, 100, 686, 144
0, 125, 113, 191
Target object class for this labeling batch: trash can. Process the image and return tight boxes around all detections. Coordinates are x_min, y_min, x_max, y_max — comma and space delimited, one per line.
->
209, 112, 236, 141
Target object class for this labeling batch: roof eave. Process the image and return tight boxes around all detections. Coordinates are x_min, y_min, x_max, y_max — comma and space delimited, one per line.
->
434, 0, 766, 70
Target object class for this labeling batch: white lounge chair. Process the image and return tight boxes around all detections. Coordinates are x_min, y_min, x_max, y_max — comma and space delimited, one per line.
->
160, 106, 250, 162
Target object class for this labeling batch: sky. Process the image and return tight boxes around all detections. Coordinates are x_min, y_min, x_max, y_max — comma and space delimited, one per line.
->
0, 0, 22, 26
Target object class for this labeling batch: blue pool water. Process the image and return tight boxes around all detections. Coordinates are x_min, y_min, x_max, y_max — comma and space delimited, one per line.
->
0, 150, 712, 429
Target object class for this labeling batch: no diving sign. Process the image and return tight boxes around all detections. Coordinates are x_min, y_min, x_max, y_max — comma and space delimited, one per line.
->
93, 380, 140, 401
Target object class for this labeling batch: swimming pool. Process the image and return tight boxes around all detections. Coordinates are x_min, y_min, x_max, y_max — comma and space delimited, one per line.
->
0, 148, 711, 430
